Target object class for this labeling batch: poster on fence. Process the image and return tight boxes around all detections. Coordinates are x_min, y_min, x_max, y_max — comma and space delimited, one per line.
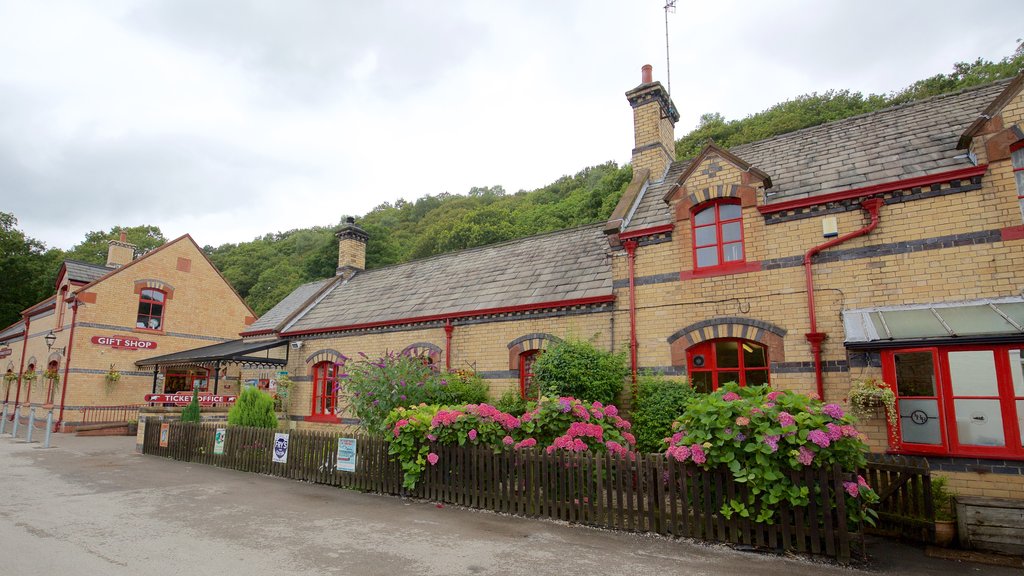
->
213, 428, 226, 455
159, 423, 169, 447
273, 432, 290, 464
336, 438, 356, 472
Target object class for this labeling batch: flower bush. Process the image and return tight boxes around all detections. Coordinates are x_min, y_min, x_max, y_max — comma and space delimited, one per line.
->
384, 396, 636, 489
344, 352, 492, 436
665, 384, 878, 526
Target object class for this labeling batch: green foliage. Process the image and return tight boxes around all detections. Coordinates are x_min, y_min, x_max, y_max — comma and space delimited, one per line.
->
495, 388, 531, 415
344, 352, 492, 436
227, 387, 279, 429
930, 475, 957, 522
666, 385, 878, 526
385, 396, 635, 489
64, 225, 167, 265
630, 373, 696, 453
532, 339, 627, 404
0, 213, 63, 327
180, 392, 201, 423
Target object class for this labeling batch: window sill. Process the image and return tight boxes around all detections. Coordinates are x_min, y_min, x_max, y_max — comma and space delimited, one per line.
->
305, 414, 341, 424
133, 327, 165, 336
680, 261, 762, 280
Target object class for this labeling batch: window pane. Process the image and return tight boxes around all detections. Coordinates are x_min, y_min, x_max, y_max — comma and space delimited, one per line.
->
894, 352, 935, 396
142, 289, 164, 302
722, 222, 742, 242
948, 350, 998, 396
719, 204, 742, 220
693, 207, 715, 226
936, 306, 1012, 336
746, 370, 769, 387
716, 340, 739, 368
717, 372, 740, 386
723, 242, 744, 262
953, 399, 1005, 447
691, 372, 712, 394
147, 317, 161, 329
881, 310, 950, 338
898, 399, 943, 445
696, 247, 718, 267
1012, 349, 1024, 396
694, 225, 717, 247
742, 342, 768, 367
138, 302, 152, 316
1018, 400, 1024, 447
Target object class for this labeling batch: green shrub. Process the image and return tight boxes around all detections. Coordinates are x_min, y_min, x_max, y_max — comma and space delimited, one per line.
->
227, 387, 279, 429
430, 370, 489, 405
631, 373, 695, 452
495, 388, 530, 415
532, 339, 627, 404
180, 392, 201, 423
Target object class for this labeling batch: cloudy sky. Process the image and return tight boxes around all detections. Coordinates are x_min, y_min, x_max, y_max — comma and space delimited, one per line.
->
1, 1, 1020, 250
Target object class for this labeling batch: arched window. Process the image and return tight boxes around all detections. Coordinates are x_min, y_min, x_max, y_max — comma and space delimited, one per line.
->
56, 286, 68, 330
692, 200, 744, 270
45, 360, 59, 404
136, 288, 166, 330
311, 361, 339, 418
687, 338, 769, 392
519, 349, 541, 400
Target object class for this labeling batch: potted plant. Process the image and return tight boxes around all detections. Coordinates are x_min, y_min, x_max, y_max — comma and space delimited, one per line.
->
22, 368, 38, 389
105, 364, 121, 394
3, 371, 16, 395
849, 377, 898, 427
43, 367, 59, 389
931, 475, 957, 547
274, 372, 293, 415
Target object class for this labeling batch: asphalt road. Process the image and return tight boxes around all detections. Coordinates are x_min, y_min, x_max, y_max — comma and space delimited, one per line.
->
0, 434, 1013, 576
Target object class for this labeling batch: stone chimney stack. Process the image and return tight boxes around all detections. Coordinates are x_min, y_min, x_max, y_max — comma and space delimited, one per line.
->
336, 217, 369, 279
625, 64, 679, 181
105, 231, 136, 268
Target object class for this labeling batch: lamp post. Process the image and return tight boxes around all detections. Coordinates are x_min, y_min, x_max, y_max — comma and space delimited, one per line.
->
44, 331, 65, 355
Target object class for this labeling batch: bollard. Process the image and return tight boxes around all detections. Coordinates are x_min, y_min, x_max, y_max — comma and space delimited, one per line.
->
0, 404, 7, 435
26, 407, 35, 443
12, 405, 21, 438
43, 409, 54, 448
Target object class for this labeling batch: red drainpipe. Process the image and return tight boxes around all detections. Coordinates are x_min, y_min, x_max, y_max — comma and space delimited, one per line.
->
55, 298, 80, 431
11, 315, 30, 418
444, 320, 454, 371
624, 240, 639, 398
804, 198, 884, 400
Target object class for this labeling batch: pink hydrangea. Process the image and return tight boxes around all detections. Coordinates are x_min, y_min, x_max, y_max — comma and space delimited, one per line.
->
427, 452, 439, 466
822, 403, 845, 419
735, 416, 750, 426
667, 444, 691, 462
502, 435, 514, 446
766, 390, 782, 401
468, 429, 478, 441
797, 446, 814, 466
808, 429, 831, 448
605, 440, 627, 456
778, 411, 796, 428
857, 475, 870, 489
826, 423, 843, 440
605, 405, 618, 417
722, 392, 741, 402
427, 434, 437, 442
763, 435, 780, 453
514, 438, 537, 449
843, 481, 860, 497
622, 432, 636, 445
690, 444, 707, 464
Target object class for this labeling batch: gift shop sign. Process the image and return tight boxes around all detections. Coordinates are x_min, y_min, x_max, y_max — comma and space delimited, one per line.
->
91, 335, 157, 351
144, 394, 237, 406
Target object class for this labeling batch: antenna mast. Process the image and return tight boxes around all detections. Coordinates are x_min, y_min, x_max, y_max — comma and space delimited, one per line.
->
664, 1, 676, 94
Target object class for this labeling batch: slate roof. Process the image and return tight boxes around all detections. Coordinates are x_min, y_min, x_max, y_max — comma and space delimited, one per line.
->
136, 338, 287, 367
0, 321, 24, 343
283, 224, 613, 334
623, 79, 1011, 233
64, 260, 110, 284
243, 277, 337, 334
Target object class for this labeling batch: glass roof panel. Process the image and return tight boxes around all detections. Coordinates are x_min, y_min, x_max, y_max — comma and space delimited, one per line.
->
936, 305, 1019, 335
878, 309, 949, 339
996, 303, 1024, 329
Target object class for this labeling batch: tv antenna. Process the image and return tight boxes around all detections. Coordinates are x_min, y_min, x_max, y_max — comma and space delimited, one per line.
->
664, 1, 676, 94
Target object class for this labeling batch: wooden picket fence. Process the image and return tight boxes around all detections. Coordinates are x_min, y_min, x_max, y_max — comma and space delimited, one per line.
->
860, 453, 934, 543
143, 422, 862, 563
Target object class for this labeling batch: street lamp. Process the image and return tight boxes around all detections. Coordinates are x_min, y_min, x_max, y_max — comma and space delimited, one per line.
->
44, 331, 65, 355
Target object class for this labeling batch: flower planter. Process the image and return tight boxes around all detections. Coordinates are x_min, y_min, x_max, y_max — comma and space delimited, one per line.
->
934, 520, 956, 547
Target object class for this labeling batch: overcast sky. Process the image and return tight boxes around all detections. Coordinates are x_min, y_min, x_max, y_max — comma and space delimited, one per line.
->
1, 1, 1020, 250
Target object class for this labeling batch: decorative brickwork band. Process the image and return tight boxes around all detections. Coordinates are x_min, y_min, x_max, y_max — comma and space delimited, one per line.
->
401, 342, 442, 366
507, 333, 562, 370
668, 317, 787, 369
133, 279, 175, 299
305, 349, 344, 367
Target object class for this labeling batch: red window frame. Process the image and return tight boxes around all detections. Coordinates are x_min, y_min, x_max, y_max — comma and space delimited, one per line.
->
519, 350, 540, 400
136, 288, 167, 332
164, 369, 209, 394
686, 338, 770, 392
310, 361, 339, 422
883, 345, 1024, 460
691, 199, 745, 271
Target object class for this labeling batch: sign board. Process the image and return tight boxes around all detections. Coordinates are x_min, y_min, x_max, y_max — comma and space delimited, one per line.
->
213, 428, 226, 455
336, 438, 357, 472
144, 393, 237, 405
0, 348, 11, 359
91, 335, 157, 351
159, 423, 169, 447
273, 433, 289, 464
243, 379, 258, 389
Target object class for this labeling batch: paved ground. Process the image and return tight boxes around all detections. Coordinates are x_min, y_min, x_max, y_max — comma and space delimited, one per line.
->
0, 434, 1016, 576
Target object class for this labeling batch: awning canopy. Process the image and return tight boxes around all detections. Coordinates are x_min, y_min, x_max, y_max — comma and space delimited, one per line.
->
136, 338, 288, 369
843, 297, 1024, 349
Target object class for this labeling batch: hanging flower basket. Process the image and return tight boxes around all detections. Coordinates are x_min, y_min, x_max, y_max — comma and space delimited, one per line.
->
849, 377, 898, 427
105, 364, 121, 394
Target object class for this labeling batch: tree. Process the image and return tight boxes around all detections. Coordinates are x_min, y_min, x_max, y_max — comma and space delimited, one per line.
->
227, 387, 278, 428
64, 225, 167, 265
0, 213, 63, 327
180, 392, 201, 422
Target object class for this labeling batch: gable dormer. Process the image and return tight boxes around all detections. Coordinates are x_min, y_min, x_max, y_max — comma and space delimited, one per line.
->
663, 142, 771, 223
957, 72, 1024, 164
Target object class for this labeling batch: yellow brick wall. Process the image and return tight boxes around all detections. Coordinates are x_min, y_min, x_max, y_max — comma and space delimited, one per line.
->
338, 238, 366, 270
631, 99, 674, 179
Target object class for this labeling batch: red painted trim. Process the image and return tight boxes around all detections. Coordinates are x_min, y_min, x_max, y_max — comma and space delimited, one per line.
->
240, 328, 276, 337
444, 321, 454, 371
758, 165, 989, 215
1001, 225, 1024, 241
680, 261, 762, 280
11, 316, 30, 415
804, 198, 883, 400
624, 240, 639, 396
280, 295, 617, 337
1011, 140, 1024, 153
618, 224, 674, 241
305, 414, 341, 424
56, 298, 80, 430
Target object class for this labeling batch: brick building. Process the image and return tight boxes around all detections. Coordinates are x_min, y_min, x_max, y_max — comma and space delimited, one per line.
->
246, 66, 1024, 501
0, 233, 258, 430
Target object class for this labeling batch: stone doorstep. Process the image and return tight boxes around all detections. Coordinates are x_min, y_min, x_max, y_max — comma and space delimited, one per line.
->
924, 546, 1024, 568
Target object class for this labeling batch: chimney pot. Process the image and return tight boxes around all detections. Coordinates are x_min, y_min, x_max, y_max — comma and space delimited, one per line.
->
346, 216, 355, 224
119, 231, 127, 242
641, 64, 653, 84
